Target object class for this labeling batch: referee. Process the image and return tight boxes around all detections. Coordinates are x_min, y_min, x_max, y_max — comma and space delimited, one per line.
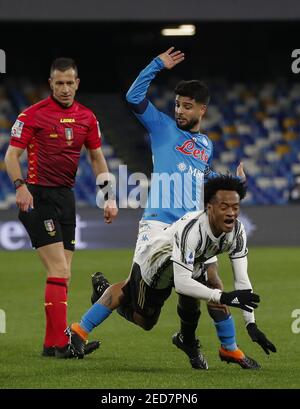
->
4, 57, 118, 358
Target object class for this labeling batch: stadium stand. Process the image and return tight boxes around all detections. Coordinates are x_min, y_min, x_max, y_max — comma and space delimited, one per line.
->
0, 79, 299, 208
147, 80, 300, 205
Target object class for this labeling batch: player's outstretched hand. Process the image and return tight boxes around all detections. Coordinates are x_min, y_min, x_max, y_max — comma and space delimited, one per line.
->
246, 323, 277, 355
104, 199, 118, 224
220, 289, 260, 312
236, 162, 246, 181
158, 47, 185, 70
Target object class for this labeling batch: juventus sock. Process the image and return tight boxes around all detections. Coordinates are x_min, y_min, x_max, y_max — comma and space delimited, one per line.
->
177, 304, 201, 345
44, 277, 69, 348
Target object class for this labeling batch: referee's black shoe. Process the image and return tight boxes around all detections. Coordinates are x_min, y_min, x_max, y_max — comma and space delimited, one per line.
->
42, 346, 56, 357
91, 271, 110, 304
42, 341, 100, 357
172, 332, 209, 370
55, 344, 77, 359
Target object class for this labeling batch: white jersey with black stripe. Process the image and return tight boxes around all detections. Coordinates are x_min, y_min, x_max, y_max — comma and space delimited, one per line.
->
171, 210, 248, 277
135, 210, 248, 290
133, 211, 254, 324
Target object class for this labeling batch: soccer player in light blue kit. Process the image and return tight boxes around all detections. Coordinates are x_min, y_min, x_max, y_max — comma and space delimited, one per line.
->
91, 48, 270, 369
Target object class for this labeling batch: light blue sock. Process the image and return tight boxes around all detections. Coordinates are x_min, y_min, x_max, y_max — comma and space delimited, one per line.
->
214, 315, 238, 351
80, 303, 112, 333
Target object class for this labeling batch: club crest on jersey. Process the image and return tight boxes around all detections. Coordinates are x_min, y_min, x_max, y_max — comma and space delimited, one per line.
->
176, 140, 209, 163
44, 219, 56, 236
65, 128, 73, 145
186, 251, 195, 265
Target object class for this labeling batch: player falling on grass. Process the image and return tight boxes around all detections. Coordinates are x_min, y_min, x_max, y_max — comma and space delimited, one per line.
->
68, 176, 276, 368
90, 48, 271, 369
4, 58, 118, 358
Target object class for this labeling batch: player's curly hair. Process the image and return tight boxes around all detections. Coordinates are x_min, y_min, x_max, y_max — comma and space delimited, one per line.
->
174, 80, 210, 104
204, 175, 247, 205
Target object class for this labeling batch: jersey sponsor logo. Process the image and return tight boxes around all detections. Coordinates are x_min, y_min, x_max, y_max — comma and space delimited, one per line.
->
188, 165, 204, 178
11, 119, 24, 138
177, 162, 187, 172
65, 128, 74, 145
44, 219, 56, 236
60, 118, 75, 123
49, 133, 58, 138
175, 140, 209, 163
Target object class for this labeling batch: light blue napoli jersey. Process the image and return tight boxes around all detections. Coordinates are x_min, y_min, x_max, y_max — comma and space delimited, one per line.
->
126, 57, 215, 224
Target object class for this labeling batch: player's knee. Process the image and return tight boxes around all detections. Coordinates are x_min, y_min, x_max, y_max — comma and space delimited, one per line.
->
48, 261, 70, 279
133, 312, 158, 331
140, 317, 157, 331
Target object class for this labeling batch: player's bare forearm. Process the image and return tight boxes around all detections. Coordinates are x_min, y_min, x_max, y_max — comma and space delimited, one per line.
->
89, 147, 118, 222
4, 145, 24, 182
4, 145, 34, 211
88, 147, 109, 179
206, 261, 223, 291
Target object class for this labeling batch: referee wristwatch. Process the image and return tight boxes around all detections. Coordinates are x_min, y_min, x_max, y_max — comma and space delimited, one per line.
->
14, 178, 26, 190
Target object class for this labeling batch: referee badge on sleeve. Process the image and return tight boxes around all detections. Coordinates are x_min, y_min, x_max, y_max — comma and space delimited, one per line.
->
11, 119, 24, 138
44, 219, 56, 236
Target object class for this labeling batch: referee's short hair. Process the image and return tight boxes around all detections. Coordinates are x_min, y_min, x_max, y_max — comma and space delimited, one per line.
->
50, 57, 78, 77
175, 80, 210, 105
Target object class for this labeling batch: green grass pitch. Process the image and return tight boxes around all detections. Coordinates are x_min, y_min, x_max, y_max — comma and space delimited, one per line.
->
0, 248, 299, 389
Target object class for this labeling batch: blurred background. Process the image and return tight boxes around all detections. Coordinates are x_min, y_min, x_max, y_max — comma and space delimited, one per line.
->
0, 0, 300, 249
0, 0, 300, 390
